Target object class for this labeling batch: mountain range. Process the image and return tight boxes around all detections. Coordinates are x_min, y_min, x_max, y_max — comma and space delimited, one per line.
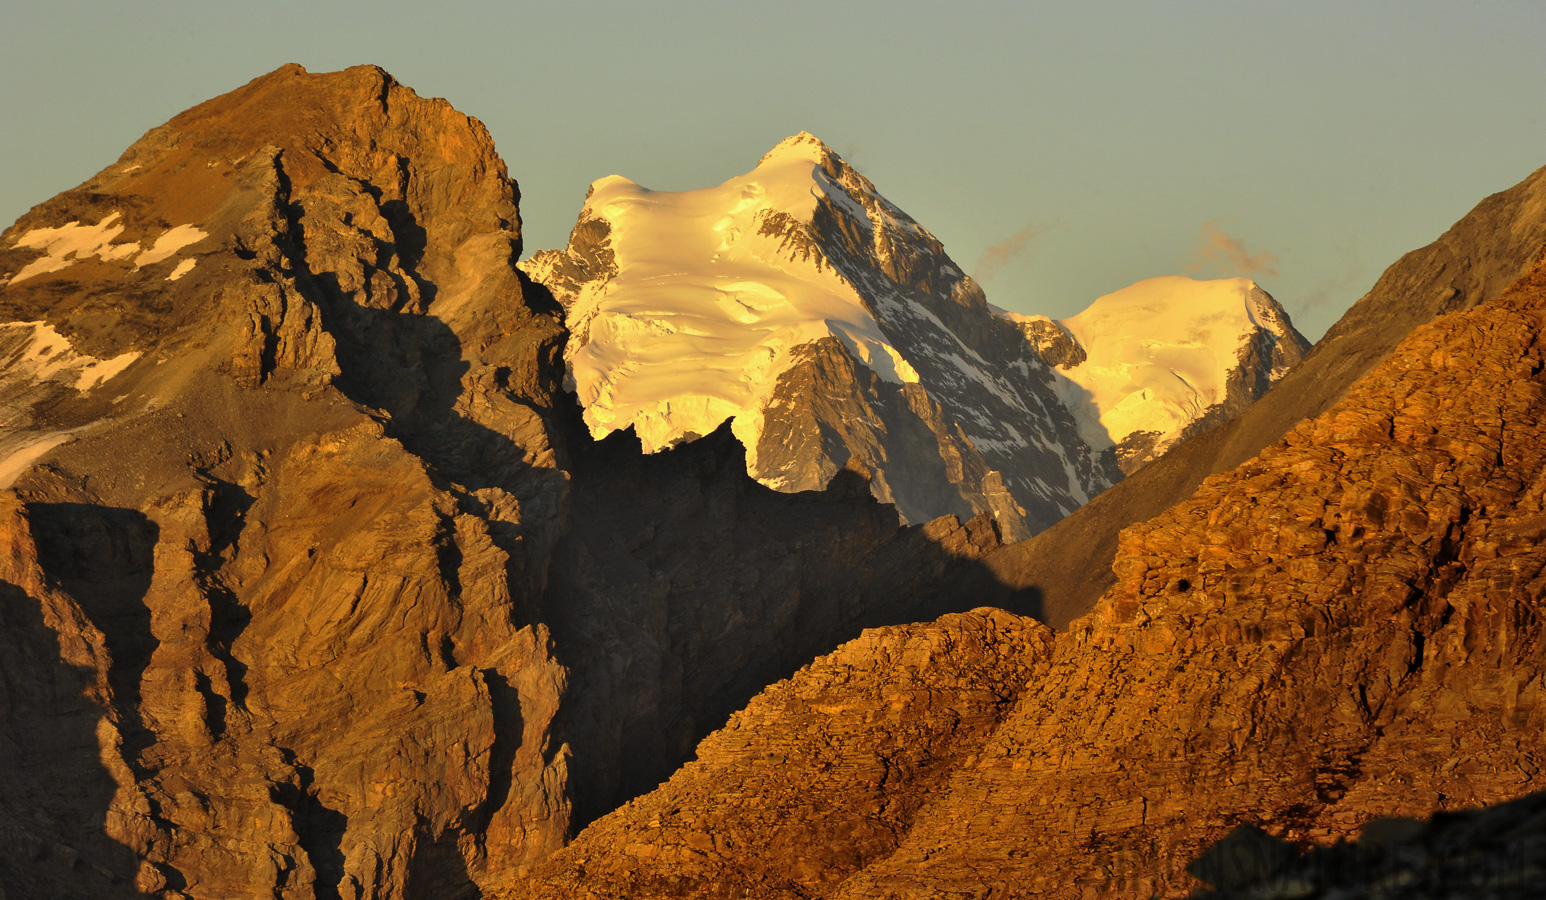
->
523, 133, 1306, 539
0, 64, 1543, 899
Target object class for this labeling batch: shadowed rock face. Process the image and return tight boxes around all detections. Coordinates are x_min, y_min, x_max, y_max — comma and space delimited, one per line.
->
510, 255, 1546, 898
984, 162, 1546, 628
543, 418, 1018, 835
1186, 789, 1546, 899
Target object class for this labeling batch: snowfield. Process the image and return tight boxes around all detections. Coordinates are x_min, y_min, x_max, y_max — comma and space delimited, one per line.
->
6, 211, 210, 285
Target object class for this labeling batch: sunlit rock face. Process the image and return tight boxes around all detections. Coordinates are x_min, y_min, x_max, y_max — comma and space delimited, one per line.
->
525, 133, 1119, 540
0, 62, 576, 899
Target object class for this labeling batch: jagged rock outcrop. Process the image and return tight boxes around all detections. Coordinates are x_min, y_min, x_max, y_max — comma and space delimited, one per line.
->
510, 252, 1546, 898
983, 162, 1546, 627
525, 133, 1118, 539
0, 63, 574, 899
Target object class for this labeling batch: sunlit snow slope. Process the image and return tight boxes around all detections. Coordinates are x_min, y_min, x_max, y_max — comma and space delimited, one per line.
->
999, 276, 1309, 473
550, 135, 918, 457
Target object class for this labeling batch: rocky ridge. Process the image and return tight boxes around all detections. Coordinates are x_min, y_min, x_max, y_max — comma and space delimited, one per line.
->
512, 251, 1546, 897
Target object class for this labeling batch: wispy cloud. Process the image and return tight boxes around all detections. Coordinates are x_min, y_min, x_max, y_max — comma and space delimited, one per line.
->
1187, 221, 1279, 280
973, 225, 1043, 283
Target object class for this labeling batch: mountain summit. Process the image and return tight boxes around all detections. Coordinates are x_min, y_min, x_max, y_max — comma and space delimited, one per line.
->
1000, 275, 1309, 473
526, 132, 1101, 538
0, 63, 577, 899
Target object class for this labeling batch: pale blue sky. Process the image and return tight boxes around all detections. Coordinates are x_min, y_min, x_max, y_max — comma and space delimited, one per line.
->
3, 1, 1543, 338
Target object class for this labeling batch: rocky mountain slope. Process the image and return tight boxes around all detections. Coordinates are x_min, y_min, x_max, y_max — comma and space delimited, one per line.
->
511, 248, 1546, 899
0, 62, 583, 900
6, 62, 1544, 900
983, 162, 1546, 627
524, 137, 1303, 540
0, 65, 1027, 900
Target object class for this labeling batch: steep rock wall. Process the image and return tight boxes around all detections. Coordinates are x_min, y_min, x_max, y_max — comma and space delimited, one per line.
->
0, 63, 573, 899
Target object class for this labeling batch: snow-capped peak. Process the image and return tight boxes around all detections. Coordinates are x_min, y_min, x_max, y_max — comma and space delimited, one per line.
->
756, 131, 832, 167
998, 275, 1309, 470
544, 134, 922, 460
525, 134, 1123, 536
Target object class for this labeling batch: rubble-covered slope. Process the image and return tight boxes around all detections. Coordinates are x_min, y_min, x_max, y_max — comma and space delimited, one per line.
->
983, 162, 1546, 627
512, 252, 1546, 898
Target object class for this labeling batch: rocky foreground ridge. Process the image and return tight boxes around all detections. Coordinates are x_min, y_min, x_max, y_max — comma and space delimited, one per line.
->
510, 254, 1546, 897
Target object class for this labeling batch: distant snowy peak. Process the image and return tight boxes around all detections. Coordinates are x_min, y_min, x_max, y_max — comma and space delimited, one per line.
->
525, 134, 1118, 537
999, 276, 1310, 472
